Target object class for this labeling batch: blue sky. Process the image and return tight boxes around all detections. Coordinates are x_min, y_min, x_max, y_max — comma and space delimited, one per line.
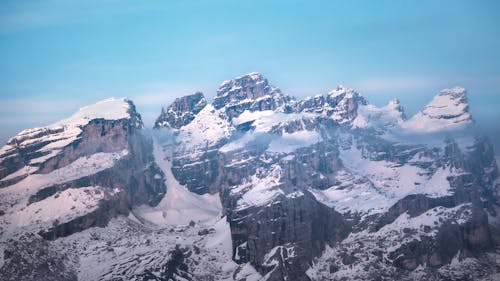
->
1, 0, 499, 150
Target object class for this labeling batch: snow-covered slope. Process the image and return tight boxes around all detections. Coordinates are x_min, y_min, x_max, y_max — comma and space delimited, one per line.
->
54, 97, 134, 127
133, 134, 222, 226
402, 87, 472, 133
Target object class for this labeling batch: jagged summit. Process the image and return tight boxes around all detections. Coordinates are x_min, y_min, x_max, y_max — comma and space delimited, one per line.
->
327, 85, 358, 98
212, 72, 292, 119
213, 72, 276, 108
403, 86, 473, 132
154, 92, 207, 129
153, 73, 475, 134
217, 72, 266, 91
297, 85, 367, 124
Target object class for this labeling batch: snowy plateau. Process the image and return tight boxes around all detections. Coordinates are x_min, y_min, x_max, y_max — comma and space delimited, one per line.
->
0, 72, 499, 281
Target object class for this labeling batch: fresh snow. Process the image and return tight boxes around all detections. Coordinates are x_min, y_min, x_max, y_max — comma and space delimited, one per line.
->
221, 110, 320, 154
0, 150, 128, 230
12, 186, 111, 228
233, 165, 284, 210
309, 170, 391, 215
340, 142, 452, 198
0, 98, 134, 181
310, 140, 456, 216
177, 104, 232, 151
233, 263, 262, 281
308, 203, 473, 280
133, 133, 222, 226
51, 214, 261, 281
0, 165, 37, 181
29, 150, 61, 164
233, 110, 316, 133
53, 97, 131, 127
401, 87, 472, 133
378, 204, 472, 238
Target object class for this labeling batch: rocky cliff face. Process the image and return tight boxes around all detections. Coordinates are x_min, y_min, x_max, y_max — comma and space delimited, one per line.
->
1, 74, 499, 281
0, 98, 166, 242
297, 86, 368, 124
154, 92, 207, 129
212, 72, 294, 119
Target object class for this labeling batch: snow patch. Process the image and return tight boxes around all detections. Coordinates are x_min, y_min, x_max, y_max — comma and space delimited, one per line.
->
53, 97, 131, 127
234, 165, 284, 210
177, 104, 231, 152
0, 150, 128, 220
134, 134, 222, 226
401, 87, 472, 133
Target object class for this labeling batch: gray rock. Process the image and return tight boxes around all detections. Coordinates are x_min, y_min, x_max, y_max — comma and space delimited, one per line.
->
155, 92, 207, 129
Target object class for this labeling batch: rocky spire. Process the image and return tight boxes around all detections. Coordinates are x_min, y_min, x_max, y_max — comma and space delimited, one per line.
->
154, 92, 207, 129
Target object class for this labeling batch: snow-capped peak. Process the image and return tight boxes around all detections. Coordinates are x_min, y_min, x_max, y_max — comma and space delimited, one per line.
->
219, 72, 264, 88
327, 85, 356, 99
298, 85, 367, 124
53, 97, 134, 127
8, 97, 139, 146
401, 87, 472, 133
213, 72, 280, 109
0, 97, 143, 184
423, 87, 468, 119
212, 72, 290, 119
154, 92, 207, 129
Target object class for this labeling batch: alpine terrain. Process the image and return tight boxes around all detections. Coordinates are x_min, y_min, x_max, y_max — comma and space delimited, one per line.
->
0, 72, 499, 281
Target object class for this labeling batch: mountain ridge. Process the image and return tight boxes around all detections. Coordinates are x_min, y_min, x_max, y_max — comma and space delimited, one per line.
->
0, 72, 499, 281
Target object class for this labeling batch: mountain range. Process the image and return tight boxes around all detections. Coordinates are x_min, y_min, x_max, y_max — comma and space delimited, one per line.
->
0, 72, 499, 281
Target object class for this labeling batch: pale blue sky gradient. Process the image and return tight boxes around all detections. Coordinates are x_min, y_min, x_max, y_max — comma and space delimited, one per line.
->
1, 0, 499, 151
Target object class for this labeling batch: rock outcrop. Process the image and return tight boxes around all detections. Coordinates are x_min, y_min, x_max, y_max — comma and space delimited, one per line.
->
154, 92, 207, 129
213, 72, 294, 119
